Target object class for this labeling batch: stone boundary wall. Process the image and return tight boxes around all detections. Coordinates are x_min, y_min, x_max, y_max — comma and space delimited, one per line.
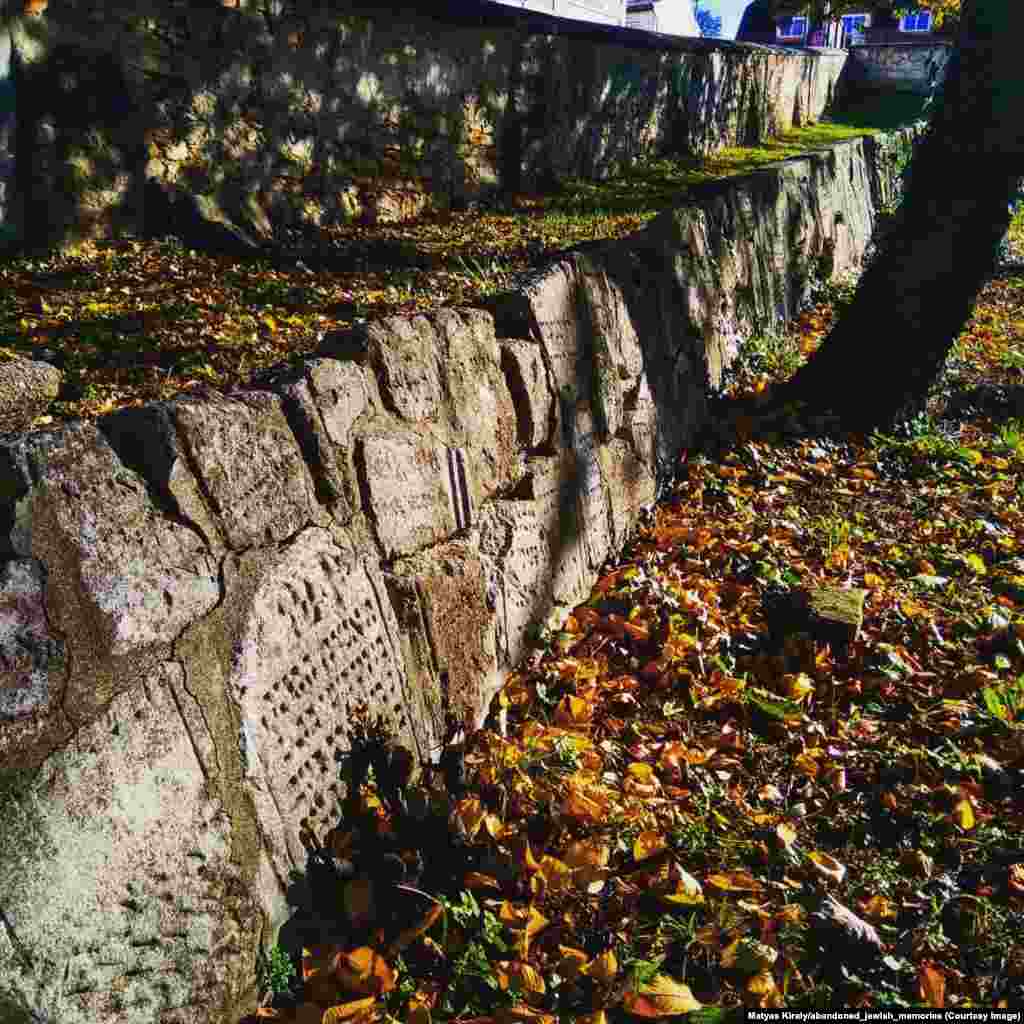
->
842, 40, 953, 96
0, 123, 924, 1024
6, 0, 847, 251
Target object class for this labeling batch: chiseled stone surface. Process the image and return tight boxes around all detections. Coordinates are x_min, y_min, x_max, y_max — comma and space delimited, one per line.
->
0, 663, 263, 1024
0, 357, 61, 435
365, 315, 444, 424
227, 526, 433, 897
498, 338, 554, 450
0, 422, 220, 728
249, 357, 375, 525
388, 539, 499, 732
170, 389, 320, 550
357, 432, 463, 560
430, 307, 520, 501
0, 558, 64, 722
600, 437, 658, 552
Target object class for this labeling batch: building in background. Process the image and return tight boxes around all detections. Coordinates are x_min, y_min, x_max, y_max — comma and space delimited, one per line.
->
488, 0, 626, 25
625, 0, 701, 35
762, 4, 933, 46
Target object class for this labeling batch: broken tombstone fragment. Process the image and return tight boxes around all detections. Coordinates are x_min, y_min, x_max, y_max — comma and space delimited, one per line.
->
762, 584, 867, 655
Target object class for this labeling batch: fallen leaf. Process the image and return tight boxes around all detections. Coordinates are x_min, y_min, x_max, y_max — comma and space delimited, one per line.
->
622, 974, 702, 1016
917, 961, 946, 1007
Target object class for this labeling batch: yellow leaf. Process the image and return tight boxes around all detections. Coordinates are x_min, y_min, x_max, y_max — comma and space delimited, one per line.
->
807, 851, 846, 885
744, 970, 783, 1008
537, 855, 573, 895
331, 947, 396, 996
964, 553, 986, 575
952, 798, 976, 830
321, 996, 377, 1023
623, 975, 702, 1017
633, 830, 668, 863
706, 871, 765, 893
582, 948, 619, 985
863, 572, 884, 587
859, 894, 897, 921
775, 822, 798, 849
660, 868, 705, 907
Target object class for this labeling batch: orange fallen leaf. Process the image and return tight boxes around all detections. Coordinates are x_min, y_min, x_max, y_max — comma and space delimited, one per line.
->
622, 974, 702, 1016
917, 961, 946, 1007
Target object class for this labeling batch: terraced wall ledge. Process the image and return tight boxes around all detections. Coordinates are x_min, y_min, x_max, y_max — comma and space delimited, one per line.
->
0, 122, 924, 1024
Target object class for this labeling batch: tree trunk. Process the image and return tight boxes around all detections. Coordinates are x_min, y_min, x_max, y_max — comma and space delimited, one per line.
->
772, 0, 1023, 430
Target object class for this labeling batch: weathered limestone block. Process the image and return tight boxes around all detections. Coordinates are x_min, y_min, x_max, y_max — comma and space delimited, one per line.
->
170, 389, 320, 550
247, 358, 376, 524
430, 307, 520, 500
224, 526, 434, 894
0, 422, 220, 728
357, 432, 468, 560
576, 259, 647, 442
0, 558, 64, 721
99, 402, 225, 550
0, 662, 263, 1024
364, 315, 443, 423
600, 437, 658, 551
569, 403, 614, 573
623, 371, 658, 472
0, 357, 61, 434
498, 338, 554, 450
387, 539, 499, 731
515, 455, 591, 610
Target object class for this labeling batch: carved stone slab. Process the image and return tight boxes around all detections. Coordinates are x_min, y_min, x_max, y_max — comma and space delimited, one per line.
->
357, 433, 465, 559
569, 404, 614, 573
0, 558, 64, 722
600, 437, 657, 552
623, 370, 658, 472
389, 539, 499, 732
0, 662, 262, 1024
229, 527, 425, 889
0, 422, 220, 724
499, 338, 554, 450
517, 456, 590, 610
170, 390, 319, 550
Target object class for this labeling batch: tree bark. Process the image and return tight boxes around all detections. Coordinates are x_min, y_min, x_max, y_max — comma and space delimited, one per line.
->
771, 0, 1023, 431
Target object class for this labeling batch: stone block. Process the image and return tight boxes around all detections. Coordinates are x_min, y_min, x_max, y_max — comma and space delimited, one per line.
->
99, 402, 224, 550
0, 558, 65, 721
0, 422, 220, 724
169, 389, 319, 550
226, 527, 432, 889
357, 432, 468, 560
599, 437, 657, 551
248, 358, 374, 524
568, 403, 614, 573
388, 539, 499, 732
499, 338, 554, 450
430, 307, 520, 499
0, 357, 61, 434
514, 456, 590, 611
365, 315, 443, 424
0, 662, 263, 1024
623, 371, 658, 472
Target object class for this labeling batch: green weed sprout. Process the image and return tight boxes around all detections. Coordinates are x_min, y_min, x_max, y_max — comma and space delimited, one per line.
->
256, 943, 297, 999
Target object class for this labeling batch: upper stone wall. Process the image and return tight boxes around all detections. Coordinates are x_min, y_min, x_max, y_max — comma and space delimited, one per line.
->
843, 40, 952, 96
0, 122, 925, 1024
6, 0, 847, 250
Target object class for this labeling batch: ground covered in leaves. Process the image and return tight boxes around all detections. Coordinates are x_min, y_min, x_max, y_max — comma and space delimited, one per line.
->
242, 254, 1024, 1022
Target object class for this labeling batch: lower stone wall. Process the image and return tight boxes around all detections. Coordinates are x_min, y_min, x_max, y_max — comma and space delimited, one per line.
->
0, 121, 924, 1024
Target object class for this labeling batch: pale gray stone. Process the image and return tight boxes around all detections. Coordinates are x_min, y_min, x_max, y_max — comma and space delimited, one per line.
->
0, 357, 61, 435
499, 338, 553, 450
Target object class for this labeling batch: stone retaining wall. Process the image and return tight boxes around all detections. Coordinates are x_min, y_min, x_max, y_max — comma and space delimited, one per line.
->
6, 0, 847, 252
0, 122, 925, 1024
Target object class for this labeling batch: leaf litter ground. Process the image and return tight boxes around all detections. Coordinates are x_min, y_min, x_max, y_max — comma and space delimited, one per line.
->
240, 246, 1024, 1022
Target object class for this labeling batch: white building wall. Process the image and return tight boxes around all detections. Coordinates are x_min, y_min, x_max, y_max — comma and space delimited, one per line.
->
625, 0, 699, 37
489, 0, 627, 25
